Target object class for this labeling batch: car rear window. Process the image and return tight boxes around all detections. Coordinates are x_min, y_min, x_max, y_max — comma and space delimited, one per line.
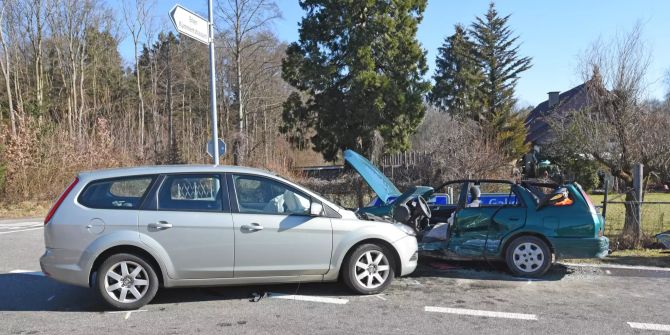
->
78, 176, 155, 209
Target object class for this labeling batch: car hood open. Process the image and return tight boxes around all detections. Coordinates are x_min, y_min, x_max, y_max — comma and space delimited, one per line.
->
344, 149, 401, 204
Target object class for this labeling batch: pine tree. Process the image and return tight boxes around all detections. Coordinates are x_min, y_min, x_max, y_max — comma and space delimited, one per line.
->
470, 2, 531, 157
281, 0, 430, 161
429, 24, 483, 120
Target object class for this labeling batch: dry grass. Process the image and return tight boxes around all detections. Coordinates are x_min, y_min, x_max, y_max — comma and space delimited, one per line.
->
0, 200, 51, 219
589, 192, 670, 246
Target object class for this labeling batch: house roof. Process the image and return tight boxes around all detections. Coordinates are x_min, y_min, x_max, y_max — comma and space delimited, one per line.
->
525, 83, 590, 145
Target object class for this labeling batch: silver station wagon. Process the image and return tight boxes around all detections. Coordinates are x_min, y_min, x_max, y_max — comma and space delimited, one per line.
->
40, 165, 418, 310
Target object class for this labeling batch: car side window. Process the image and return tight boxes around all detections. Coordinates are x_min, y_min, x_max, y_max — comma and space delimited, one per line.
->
157, 174, 223, 212
79, 176, 154, 209
233, 175, 311, 215
467, 182, 522, 207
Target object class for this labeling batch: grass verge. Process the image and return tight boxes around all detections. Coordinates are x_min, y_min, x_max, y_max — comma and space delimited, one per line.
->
0, 201, 50, 219
564, 249, 670, 268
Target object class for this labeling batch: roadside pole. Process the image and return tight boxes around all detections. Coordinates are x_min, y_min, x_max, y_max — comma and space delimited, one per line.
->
633, 163, 643, 230
170, 3, 221, 165
207, 0, 219, 165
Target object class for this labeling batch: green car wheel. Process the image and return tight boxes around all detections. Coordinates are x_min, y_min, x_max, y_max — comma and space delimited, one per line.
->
505, 236, 552, 277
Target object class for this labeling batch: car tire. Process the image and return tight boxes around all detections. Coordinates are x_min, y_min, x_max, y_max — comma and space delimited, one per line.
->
342, 243, 395, 294
505, 236, 552, 277
97, 253, 159, 310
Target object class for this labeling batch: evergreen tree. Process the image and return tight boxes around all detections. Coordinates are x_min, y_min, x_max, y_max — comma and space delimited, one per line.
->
470, 2, 532, 157
281, 0, 430, 161
429, 24, 483, 120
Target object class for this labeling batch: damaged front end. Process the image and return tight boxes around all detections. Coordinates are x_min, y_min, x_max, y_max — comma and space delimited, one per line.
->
343, 150, 439, 234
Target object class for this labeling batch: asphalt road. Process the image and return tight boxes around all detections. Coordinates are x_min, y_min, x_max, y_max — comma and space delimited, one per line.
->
1, 219, 670, 335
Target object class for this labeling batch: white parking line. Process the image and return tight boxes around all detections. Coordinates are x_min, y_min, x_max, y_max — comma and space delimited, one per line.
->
561, 262, 670, 272
628, 322, 670, 332
9, 270, 44, 276
0, 227, 43, 235
107, 309, 147, 320
270, 293, 349, 305
425, 306, 538, 320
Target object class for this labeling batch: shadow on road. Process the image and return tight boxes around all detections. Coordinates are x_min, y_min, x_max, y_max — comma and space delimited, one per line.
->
410, 258, 571, 282
0, 273, 353, 312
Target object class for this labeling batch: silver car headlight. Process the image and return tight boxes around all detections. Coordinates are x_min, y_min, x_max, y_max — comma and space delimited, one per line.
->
394, 223, 416, 237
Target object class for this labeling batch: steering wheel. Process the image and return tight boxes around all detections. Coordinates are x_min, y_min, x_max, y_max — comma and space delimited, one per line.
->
417, 196, 432, 219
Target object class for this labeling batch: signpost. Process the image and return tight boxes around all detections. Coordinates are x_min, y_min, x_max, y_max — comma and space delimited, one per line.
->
170, 2, 221, 165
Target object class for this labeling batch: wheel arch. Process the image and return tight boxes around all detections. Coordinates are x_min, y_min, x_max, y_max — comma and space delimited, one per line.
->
89, 245, 165, 287
338, 238, 401, 280
501, 231, 555, 259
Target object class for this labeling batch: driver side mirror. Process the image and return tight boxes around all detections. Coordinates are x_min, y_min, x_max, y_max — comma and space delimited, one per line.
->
310, 202, 324, 216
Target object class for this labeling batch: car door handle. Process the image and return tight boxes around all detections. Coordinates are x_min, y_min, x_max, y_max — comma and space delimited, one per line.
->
508, 217, 520, 221
149, 221, 173, 230
241, 223, 264, 231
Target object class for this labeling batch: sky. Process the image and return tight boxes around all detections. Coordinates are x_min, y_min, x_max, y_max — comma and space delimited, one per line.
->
116, 0, 670, 107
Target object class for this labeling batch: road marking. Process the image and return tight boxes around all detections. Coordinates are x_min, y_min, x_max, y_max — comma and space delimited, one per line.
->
0, 227, 43, 235
47, 295, 55, 301
107, 309, 147, 320
270, 293, 348, 305
561, 262, 670, 272
425, 306, 538, 320
0, 221, 42, 227
628, 322, 670, 331
9, 270, 44, 276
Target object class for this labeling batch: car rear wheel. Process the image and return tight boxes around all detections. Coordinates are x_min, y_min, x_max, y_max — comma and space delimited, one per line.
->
505, 236, 552, 277
342, 243, 395, 294
97, 253, 159, 310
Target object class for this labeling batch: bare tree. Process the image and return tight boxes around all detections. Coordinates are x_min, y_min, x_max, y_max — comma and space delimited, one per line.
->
216, 0, 280, 165
122, 0, 154, 155
0, 0, 17, 134
549, 24, 670, 248
21, 0, 52, 114
411, 107, 511, 185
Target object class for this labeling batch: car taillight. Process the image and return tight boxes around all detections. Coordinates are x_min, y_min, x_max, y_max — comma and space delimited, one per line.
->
44, 177, 79, 225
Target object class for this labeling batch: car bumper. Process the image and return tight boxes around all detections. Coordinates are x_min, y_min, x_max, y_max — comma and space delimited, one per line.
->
39, 248, 90, 287
393, 236, 418, 276
549, 236, 609, 259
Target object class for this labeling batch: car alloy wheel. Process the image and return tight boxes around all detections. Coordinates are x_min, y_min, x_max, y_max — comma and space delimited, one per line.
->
505, 235, 552, 277
354, 250, 390, 289
97, 253, 159, 310
512, 242, 545, 273
104, 260, 150, 303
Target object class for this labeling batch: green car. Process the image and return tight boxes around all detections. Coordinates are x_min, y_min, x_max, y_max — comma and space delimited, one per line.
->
345, 150, 609, 277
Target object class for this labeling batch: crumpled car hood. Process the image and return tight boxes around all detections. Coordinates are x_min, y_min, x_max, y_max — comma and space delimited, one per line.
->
344, 149, 401, 204
344, 149, 433, 217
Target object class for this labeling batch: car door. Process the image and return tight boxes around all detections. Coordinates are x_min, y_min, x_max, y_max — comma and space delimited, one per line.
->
229, 173, 333, 278
447, 182, 526, 258
138, 173, 235, 279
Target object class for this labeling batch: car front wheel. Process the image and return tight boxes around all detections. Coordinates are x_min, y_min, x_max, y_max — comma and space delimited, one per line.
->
505, 236, 552, 277
343, 243, 395, 294
97, 253, 159, 310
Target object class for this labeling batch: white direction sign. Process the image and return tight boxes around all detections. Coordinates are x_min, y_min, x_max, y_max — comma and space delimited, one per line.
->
169, 5, 209, 45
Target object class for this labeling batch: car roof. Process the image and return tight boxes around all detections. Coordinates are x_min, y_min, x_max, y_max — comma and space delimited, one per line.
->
77, 164, 276, 180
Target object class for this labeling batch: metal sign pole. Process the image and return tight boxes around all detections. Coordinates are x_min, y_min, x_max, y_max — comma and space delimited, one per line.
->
207, 0, 219, 165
